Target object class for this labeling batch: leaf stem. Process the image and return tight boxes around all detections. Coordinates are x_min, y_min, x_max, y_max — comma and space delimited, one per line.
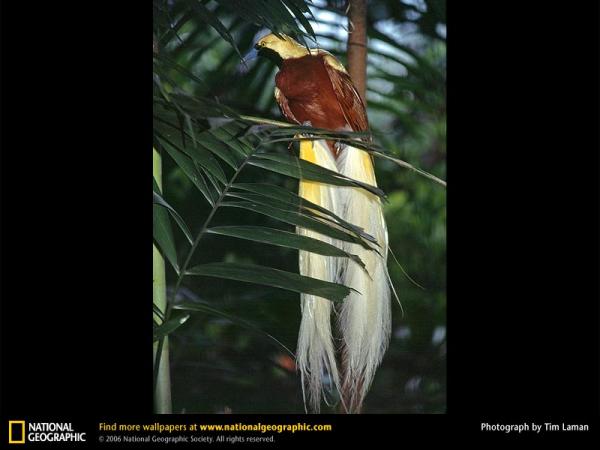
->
153, 151, 255, 384
153, 147, 173, 413
374, 152, 447, 187
172, 156, 252, 301
238, 116, 446, 188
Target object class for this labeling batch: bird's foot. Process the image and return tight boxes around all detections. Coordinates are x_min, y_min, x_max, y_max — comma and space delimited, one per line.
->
301, 121, 314, 142
334, 141, 346, 154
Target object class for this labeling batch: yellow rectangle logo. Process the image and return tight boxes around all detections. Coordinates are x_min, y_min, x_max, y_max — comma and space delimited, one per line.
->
8, 421, 25, 444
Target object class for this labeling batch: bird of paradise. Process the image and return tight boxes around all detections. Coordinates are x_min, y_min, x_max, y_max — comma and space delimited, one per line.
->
251, 33, 393, 413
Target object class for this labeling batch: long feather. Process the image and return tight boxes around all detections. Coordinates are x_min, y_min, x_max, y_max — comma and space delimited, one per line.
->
296, 139, 391, 413
336, 145, 391, 413
296, 138, 342, 412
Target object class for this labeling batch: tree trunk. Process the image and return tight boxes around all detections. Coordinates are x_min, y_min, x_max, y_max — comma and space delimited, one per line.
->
339, 0, 369, 414
347, 0, 368, 105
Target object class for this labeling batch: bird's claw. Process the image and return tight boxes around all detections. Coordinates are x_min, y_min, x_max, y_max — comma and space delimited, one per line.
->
300, 121, 314, 141
334, 141, 346, 153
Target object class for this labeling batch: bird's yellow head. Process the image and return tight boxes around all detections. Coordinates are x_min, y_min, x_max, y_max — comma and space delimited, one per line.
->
255, 33, 310, 59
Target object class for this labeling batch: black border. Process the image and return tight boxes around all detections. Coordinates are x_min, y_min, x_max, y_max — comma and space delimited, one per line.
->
0, 0, 598, 445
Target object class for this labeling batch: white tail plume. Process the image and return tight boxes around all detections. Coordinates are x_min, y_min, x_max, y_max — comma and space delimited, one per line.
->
296, 139, 391, 413
297, 139, 342, 412
336, 146, 391, 413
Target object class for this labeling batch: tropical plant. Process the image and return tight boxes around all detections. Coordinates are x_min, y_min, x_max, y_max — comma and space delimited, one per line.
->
153, 0, 446, 414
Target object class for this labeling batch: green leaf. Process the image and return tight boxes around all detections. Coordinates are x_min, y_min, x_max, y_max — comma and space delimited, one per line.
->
372, 151, 447, 187
281, 0, 316, 39
153, 203, 180, 274
206, 225, 366, 271
197, 129, 239, 169
209, 123, 253, 158
158, 137, 217, 205
166, 92, 241, 120
153, 303, 165, 322
182, 142, 228, 185
224, 190, 379, 251
231, 183, 377, 244
226, 191, 302, 212
221, 201, 376, 251
186, 262, 353, 302
215, 0, 311, 44
250, 153, 385, 198
153, 311, 190, 341
173, 301, 295, 357
268, 126, 372, 141
155, 55, 208, 89
187, 0, 243, 58
155, 8, 194, 47
156, 132, 227, 185
153, 182, 194, 245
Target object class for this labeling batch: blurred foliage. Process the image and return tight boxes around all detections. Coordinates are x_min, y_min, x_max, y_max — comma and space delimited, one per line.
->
153, 0, 446, 413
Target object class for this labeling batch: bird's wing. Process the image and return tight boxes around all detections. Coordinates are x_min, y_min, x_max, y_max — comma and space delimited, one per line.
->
319, 52, 369, 133
274, 86, 300, 124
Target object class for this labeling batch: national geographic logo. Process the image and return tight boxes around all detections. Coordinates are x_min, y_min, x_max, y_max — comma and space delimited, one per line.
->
8, 421, 25, 444
7, 421, 86, 444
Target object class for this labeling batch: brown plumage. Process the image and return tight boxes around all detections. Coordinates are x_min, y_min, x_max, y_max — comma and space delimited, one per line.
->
274, 54, 369, 156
